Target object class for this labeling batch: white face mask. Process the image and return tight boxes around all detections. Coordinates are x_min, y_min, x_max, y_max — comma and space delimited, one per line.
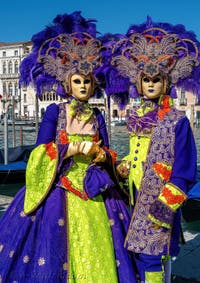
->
141, 75, 164, 99
70, 74, 93, 101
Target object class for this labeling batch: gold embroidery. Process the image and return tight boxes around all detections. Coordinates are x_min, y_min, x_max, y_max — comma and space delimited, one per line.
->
125, 109, 185, 255
20, 211, 26, 217
9, 250, 15, 258
38, 257, 46, 266
58, 218, 65, 226
109, 219, 115, 226
116, 260, 120, 267
63, 262, 68, 270
0, 245, 4, 253
119, 213, 124, 220
31, 216, 36, 222
23, 255, 30, 263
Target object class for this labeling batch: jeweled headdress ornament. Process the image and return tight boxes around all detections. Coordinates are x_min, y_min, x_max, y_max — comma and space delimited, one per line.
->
112, 28, 199, 84
19, 12, 103, 99
109, 17, 200, 101
37, 32, 102, 90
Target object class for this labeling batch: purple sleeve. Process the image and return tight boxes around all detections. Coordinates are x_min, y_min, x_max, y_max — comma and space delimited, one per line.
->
170, 116, 197, 193
149, 116, 197, 227
95, 108, 109, 148
36, 103, 59, 145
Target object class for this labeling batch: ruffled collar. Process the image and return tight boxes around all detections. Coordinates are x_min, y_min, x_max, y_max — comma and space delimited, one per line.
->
127, 95, 173, 134
68, 98, 93, 122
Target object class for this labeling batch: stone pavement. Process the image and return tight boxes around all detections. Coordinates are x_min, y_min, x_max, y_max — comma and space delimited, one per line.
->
172, 230, 200, 282
0, 194, 200, 282
172, 276, 199, 283
0, 195, 13, 217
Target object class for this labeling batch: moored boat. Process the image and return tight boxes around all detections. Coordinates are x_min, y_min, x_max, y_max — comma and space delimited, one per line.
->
0, 145, 34, 184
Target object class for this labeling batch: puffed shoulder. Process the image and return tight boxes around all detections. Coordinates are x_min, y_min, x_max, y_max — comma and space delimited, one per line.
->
43, 103, 59, 121
174, 115, 194, 139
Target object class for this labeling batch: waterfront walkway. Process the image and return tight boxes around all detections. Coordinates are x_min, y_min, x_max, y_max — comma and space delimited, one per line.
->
172, 230, 200, 282
0, 194, 200, 282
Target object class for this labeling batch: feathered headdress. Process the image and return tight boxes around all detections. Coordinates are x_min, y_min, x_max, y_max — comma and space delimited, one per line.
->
109, 17, 200, 102
19, 12, 103, 99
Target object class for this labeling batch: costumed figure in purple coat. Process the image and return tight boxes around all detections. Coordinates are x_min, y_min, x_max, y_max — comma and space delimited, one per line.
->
0, 12, 137, 283
110, 17, 200, 283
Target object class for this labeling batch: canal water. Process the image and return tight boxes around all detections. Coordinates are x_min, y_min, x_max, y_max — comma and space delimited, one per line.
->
1, 124, 200, 161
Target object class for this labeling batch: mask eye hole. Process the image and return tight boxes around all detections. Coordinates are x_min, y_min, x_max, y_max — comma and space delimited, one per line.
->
153, 77, 161, 83
84, 79, 91, 84
73, 79, 81, 84
143, 77, 150, 83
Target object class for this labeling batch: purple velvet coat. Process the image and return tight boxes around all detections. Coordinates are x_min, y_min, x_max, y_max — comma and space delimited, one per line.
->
125, 102, 197, 257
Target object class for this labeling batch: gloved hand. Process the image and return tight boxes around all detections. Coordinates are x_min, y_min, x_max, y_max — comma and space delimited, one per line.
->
116, 160, 131, 178
86, 140, 107, 163
64, 140, 106, 162
64, 141, 94, 158
92, 147, 106, 163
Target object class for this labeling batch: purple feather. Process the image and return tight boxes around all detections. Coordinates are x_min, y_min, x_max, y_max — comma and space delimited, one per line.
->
19, 11, 98, 99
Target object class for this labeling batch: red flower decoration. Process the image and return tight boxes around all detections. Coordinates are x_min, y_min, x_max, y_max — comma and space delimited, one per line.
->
59, 130, 69, 144
153, 162, 172, 181
158, 96, 171, 120
61, 176, 88, 200
161, 186, 185, 205
45, 142, 57, 160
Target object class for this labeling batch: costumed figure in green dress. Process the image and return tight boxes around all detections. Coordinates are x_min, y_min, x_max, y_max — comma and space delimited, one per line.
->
0, 12, 137, 283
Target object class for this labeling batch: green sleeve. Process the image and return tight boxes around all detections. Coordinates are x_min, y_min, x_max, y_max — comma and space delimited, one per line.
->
24, 142, 58, 214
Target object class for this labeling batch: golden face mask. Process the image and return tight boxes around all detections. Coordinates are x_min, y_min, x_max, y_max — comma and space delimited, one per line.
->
70, 74, 94, 101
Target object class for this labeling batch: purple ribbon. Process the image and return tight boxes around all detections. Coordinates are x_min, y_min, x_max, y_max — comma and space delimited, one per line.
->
127, 105, 158, 134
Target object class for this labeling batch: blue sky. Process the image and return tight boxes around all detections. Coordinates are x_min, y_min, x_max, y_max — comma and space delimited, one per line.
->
1, 0, 200, 43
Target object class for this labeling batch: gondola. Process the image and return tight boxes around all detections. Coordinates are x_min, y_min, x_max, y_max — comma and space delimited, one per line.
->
0, 161, 27, 184
0, 145, 34, 184
182, 198, 200, 222
182, 168, 200, 222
